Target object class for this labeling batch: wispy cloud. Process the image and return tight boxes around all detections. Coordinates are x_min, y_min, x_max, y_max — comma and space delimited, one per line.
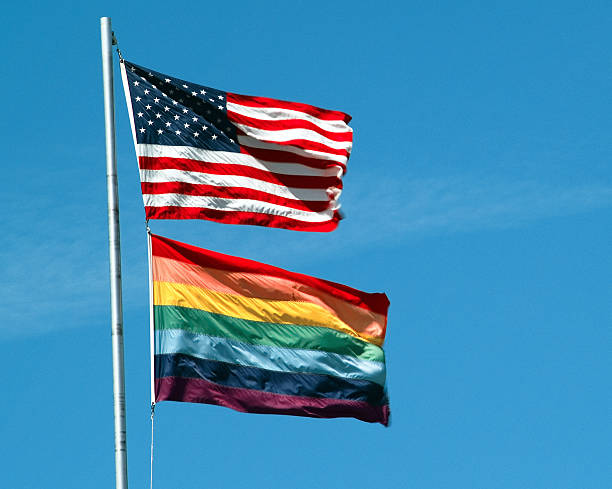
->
343, 175, 612, 242
147, 175, 612, 271
2, 173, 610, 340
0, 207, 108, 340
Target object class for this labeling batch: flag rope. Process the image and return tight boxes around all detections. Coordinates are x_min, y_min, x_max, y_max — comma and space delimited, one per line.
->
147, 223, 156, 489
150, 402, 156, 489
112, 31, 124, 61
146, 220, 156, 489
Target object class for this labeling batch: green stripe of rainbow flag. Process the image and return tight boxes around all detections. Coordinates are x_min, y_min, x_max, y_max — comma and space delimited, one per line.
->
151, 234, 390, 425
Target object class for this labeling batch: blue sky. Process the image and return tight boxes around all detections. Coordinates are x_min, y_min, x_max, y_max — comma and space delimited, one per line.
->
1, 1, 611, 488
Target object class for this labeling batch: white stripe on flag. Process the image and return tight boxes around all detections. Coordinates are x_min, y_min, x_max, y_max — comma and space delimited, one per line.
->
143, 194, 335, 222
227, 102, 352, 134
237, 136, 349, 165
231, 122, 353, 152
136, 144, 343, 178
140, 169, 334, 201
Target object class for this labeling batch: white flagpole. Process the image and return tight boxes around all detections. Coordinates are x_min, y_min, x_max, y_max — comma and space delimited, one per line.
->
100, 16, 129, 489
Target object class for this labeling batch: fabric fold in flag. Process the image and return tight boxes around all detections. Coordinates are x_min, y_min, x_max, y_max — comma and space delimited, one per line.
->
120, 60, 352, 232
151, 234, 391, 426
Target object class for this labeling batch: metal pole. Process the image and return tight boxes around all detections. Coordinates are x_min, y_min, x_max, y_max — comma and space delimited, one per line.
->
100, 16, 129, 489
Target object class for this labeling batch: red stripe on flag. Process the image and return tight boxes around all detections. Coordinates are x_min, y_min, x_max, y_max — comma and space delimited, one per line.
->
238, 145, 347, 173
150, 233, 390, 316
138, 156, 342, 189
236, 128, 350, 157
141, 182, 334, 212
227, 111, 353, 143
227, 93, 351, 123
258, 138, 349, 157
145, 207, 341, 232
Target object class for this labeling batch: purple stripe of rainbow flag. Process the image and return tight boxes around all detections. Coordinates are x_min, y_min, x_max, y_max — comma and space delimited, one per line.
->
151, 234, 390, 426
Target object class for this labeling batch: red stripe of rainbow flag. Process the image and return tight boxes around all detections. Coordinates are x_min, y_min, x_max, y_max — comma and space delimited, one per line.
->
151, 234, 390, 425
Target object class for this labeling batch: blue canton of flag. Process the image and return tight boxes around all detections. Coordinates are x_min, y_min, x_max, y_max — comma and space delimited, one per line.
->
122, 61, 239, 152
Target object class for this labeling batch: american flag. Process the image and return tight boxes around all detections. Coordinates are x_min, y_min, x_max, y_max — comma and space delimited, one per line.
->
120, 60, 352, 232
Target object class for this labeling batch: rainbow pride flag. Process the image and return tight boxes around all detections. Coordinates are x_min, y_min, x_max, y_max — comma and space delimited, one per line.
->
150, 234, 390, 425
